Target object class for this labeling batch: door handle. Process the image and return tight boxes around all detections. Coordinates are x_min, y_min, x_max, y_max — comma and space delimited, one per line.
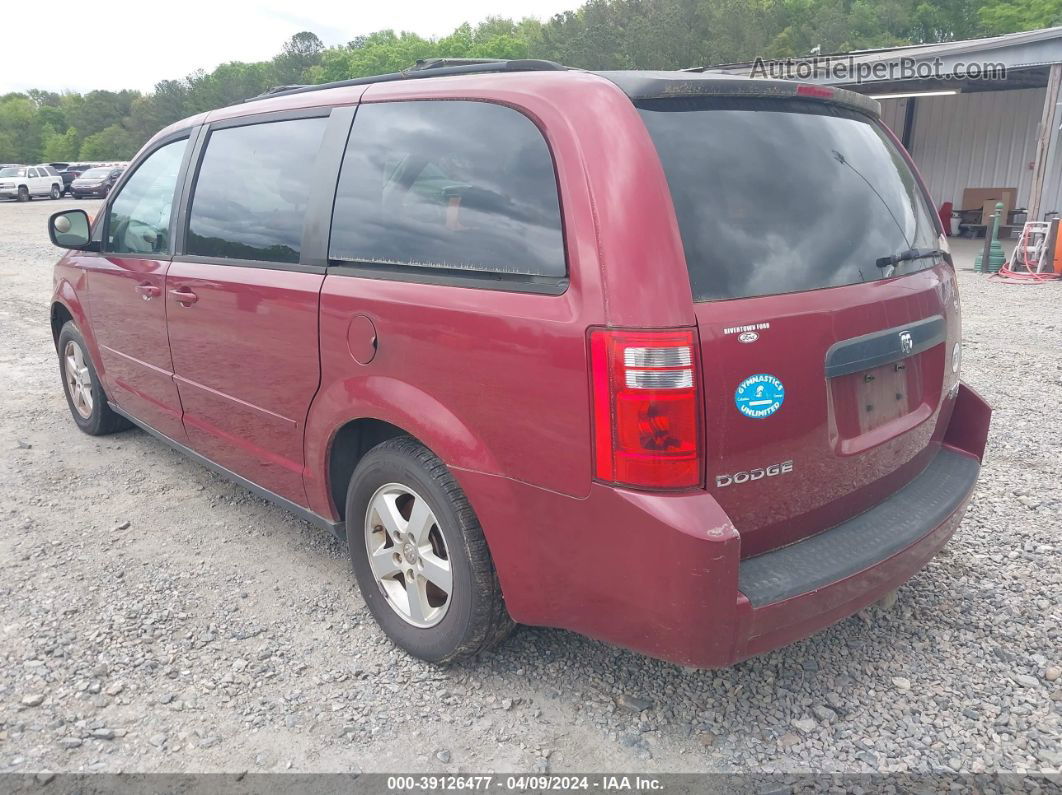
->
135, 283, 160, 300
170, 287, 198, 306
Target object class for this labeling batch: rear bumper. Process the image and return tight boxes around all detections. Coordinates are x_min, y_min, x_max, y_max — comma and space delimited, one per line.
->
734, 447, 978, 661
464, 382, 990, 668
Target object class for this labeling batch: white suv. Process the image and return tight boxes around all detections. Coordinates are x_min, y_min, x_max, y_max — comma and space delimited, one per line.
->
0, 165, 64, 201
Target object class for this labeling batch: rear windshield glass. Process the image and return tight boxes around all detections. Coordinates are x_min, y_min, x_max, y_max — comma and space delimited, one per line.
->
638, 98, 941, 302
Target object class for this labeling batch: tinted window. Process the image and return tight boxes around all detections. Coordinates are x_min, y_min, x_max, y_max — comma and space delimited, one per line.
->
187, 117, 326, 264
638, 98, 940, 301
105, 138, 188, 255
330, 101, 565, 279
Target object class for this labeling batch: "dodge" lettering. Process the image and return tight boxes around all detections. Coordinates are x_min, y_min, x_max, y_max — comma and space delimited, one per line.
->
715, 460, 793, 488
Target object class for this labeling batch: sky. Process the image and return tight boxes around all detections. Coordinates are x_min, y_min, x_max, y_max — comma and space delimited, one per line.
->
3, 0, 579, 94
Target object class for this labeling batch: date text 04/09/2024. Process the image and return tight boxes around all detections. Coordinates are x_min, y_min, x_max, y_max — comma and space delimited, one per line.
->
385, 775, 664, 791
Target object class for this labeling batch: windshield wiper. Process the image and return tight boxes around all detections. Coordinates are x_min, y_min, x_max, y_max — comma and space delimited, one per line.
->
875, 248, 946, 269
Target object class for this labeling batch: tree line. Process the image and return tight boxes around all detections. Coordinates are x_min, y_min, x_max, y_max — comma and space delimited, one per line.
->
1, 0, 1057, 164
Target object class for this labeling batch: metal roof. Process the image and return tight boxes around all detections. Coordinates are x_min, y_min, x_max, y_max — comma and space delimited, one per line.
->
699, 25, 1062, 91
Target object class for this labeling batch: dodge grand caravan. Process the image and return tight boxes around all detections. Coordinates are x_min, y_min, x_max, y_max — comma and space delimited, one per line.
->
47, 59, 991, 667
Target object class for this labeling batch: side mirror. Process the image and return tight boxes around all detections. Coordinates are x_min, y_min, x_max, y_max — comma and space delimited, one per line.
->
48, 209, 98, 251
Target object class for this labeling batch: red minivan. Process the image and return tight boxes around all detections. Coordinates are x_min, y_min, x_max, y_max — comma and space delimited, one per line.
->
47, 60, 991, 667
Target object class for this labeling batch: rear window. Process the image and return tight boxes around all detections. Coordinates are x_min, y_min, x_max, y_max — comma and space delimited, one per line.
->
329, 100, 566, 282
638, 98, 941, 301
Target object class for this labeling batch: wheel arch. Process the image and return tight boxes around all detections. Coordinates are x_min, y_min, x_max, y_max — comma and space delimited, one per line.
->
308, 376, 507, 524
325, 417, 416, 526
50, 301, 74, 350
50, 286, 106, 384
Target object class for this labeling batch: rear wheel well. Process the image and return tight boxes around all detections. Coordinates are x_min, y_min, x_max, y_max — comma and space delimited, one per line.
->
51, 303, 73, 350
328, 418, 410, 522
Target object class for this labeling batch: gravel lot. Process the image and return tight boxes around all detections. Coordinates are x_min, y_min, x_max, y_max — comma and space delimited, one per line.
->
0, 199, 1059, 776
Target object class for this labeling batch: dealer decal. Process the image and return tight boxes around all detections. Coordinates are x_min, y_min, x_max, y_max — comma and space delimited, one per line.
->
723, 322, 770, 336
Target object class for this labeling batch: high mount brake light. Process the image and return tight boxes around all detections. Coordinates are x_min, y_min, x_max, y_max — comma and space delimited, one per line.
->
796, 84, 835, 99
590, 329, 703, 490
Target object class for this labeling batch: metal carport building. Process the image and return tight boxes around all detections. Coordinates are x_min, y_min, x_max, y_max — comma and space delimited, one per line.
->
704, 26, 1062, 225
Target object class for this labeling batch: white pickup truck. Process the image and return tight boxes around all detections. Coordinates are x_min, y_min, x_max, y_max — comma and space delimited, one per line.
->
0, 164, 64, 201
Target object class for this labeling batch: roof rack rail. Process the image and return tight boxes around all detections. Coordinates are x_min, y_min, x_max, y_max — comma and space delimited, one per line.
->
410, 58, 507, 70
249, 58, 568, 102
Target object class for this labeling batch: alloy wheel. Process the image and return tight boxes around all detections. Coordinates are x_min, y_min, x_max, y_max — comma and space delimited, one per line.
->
364, 482, 452, 628
63, 340, 94, 419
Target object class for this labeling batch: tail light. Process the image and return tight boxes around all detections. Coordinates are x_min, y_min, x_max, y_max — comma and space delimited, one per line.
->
589, 328, 703, 490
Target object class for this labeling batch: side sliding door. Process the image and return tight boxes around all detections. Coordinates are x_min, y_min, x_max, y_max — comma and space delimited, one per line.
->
165, 108, 350, 506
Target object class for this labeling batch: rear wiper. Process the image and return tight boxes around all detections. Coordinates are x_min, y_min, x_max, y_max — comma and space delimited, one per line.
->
875, 248, 946, 269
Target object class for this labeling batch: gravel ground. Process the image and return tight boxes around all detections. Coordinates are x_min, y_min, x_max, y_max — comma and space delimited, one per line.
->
0, 199, 1059, 776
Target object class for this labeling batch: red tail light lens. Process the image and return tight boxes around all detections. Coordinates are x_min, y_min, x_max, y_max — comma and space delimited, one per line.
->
796, 84, 834, 99
590, 328, 703, 490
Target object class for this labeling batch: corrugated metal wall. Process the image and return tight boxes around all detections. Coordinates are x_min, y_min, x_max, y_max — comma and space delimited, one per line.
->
878, 97, 908, 136
1047, 162, 1062, 216
882, 88, 1047, 212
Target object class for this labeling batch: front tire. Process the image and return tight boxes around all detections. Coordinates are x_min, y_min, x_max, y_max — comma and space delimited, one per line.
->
346, 437, 514, 663
57, 321, 131, 436
16, 186, 29, 202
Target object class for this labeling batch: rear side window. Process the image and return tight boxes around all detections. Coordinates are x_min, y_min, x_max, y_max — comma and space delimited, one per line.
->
329, 100, 566, 280
187, 116, 327, 264
638, 98, 940, 301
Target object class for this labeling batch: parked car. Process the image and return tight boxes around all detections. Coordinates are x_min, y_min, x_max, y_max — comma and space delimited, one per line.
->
33, 164, 75, 196
70, 167, 122, 199
46, 61, 991, 668
0, 164, 64, 201
56, 165, 87, 195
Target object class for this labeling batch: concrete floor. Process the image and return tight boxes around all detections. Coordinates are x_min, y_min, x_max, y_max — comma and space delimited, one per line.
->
949, 235, 1017, 272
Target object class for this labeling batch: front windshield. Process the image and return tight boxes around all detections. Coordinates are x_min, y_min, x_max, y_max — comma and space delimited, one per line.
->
82, 168, 112, 179
0, 167, 27, 177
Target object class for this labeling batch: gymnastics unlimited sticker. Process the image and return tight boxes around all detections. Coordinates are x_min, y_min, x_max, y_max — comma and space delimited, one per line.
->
735, 374, 785, 418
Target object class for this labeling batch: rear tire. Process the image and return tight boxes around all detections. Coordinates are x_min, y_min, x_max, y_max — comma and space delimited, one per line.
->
346, 436, 514, 663
50, 184, 61, 199
57, 321, 131, 436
